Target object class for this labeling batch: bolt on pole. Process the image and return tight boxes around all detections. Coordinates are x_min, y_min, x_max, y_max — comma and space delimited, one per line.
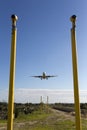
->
70, 15, 82, 130
7, 14, 18, 130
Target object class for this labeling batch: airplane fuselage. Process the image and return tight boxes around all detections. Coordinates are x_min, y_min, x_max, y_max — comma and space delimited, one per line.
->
42, 72, 47, 79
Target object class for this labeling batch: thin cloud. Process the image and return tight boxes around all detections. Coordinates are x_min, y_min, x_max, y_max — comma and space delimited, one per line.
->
0, 89, 87, 103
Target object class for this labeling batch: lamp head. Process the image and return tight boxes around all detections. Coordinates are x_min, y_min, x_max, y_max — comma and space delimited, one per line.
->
70, 15, 77, 23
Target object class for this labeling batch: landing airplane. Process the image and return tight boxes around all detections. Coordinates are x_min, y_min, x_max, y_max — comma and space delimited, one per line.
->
31, 72, 57, 80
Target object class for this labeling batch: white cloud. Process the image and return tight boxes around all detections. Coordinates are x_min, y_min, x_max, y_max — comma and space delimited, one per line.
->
0, 88, 87, 103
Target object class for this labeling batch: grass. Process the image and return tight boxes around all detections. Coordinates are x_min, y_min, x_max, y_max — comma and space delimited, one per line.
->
15, 110, 51, 122
0, 108, 87, 130
0, 120, 7, 129
13, 109, 86, 130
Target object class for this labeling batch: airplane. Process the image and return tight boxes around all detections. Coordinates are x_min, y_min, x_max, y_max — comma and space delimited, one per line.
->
31, 72, 57, 80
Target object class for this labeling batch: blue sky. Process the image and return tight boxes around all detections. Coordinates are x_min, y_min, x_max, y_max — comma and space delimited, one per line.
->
0, 0, 87, 102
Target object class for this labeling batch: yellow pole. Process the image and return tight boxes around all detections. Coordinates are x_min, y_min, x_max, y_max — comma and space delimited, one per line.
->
7, 14, 18, 130
70, 15, 82, 130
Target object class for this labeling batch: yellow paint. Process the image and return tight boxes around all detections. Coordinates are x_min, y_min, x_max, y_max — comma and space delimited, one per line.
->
7, 15, 18, 130
70, 15, 82, 130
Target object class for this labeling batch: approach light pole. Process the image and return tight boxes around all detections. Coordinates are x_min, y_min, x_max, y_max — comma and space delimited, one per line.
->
70, 15, 82, 130
40, 96, 43, 103
7, 14, 18, 130
47, 96, 49, 105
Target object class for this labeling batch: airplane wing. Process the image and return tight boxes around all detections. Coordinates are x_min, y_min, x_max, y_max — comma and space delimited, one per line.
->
46, 75, 58, 78
31, 76, 42, 79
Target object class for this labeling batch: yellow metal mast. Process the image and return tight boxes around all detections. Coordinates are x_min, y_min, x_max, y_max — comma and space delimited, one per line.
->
7, 14, 18, 130
70, 15, 82, 130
